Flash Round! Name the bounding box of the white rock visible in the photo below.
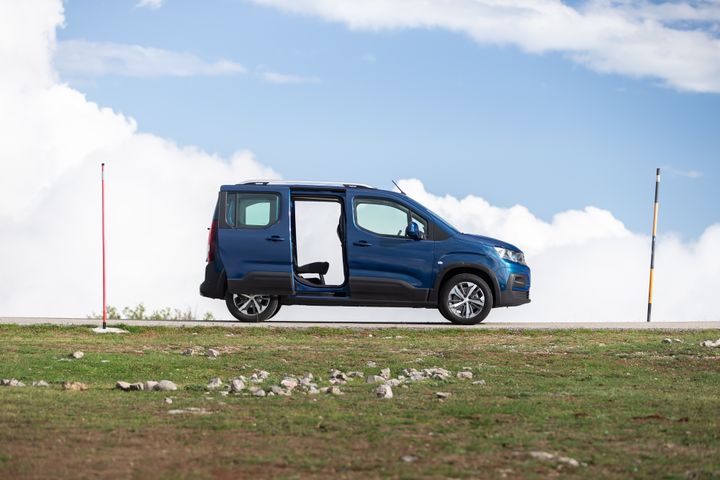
[366,375,386,384]
[116,381,131,391]
[168,407,211,415]
[457,371,473,380]
[165,397,173,404]
[472,380,487,386]
[280,377,299,390]
[376,384,393,399]
[347,371,364,378]
[386,379,402,387]
[435,391,451,399]
[270,385,290,396]
[307,386,320,395]
[366,361,377,367]
[206,349,220,358]
[1,379,25,387]
[207,377,223,390]
[329,369,348,383]
[427,367,452,380]
[32,380,49,387]
[157,380,177,391]
[380,368,391,379]
[324,386,343,395]
[401,455,418,463]
[529,451,580,468]
[71,351,84,359]
[63,381,88,391]
[701,338,720,348]
[251,388,266,397]
[250,370,270,383]
[230,378,246,392]
[181,348,195,356]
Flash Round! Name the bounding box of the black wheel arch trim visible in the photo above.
[430,263,501,305]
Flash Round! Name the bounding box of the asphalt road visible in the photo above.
[1,317,718,330]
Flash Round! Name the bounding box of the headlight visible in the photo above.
[494,246,526,265]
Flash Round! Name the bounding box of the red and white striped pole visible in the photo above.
[101,163,107,330]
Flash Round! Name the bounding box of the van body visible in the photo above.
[200,181,530,324]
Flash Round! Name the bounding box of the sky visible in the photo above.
[55,0,720,238]
[1,0,719,323]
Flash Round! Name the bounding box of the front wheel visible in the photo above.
[225,293,279,322]
[438,274,493,325]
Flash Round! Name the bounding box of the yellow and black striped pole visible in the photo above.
[647,168,660,322]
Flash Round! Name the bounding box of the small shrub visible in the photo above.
[87,303,215,321]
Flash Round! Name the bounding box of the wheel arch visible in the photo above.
[430,264,500,305]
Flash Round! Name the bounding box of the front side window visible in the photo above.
[355,199,427,238]
[225,193,279,228]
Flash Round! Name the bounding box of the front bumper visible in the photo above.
[496,273,531,307]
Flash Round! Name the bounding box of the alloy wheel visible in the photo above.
[447,281,485,319]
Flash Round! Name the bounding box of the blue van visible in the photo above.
[200,181,530,325]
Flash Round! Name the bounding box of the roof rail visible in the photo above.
[239,180,376,189]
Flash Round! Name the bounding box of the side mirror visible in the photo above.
[405,222,424,240]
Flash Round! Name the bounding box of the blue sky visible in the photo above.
[57,0,720,238]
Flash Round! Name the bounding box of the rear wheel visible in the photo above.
[438,274,493,325]
[225,293,279,322]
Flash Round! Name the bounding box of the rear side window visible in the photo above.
[225,193,280,228]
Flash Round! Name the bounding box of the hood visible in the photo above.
[458,233,521,252]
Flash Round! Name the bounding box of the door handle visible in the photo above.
[353,240,372,247]
[266,235,285,242]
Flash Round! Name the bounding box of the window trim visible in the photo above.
[221,192,281,229]
[352,197,428,240]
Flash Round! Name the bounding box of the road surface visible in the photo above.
[0,317,718,330]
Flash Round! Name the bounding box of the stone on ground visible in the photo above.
[62,381,88,391]
[435,391,451,399]
[376,384,393,399]
[71,351,84,359]
[116,381,131,391]
[92,326,128,334]
[156,380,177,391]
[457,371,473,380]
[206,348,220,358]
[230,378,246,392]
[207,377,223,390]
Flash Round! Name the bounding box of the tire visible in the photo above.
[225,292,279,322]
[267,303,282,320]
[438,274,493,325]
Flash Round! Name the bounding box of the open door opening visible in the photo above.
[292,198,346,287]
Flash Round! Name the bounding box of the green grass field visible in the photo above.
[1,324,719,479]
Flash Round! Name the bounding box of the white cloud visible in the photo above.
[135,0,163,10]
[250,0,720,93]
[54,40,246,78]
[0,1,277,319]
[261,71,321,84]
[663,166,703,179]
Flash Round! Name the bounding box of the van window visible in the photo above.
[226,193,279,228]
[355,199,426,237]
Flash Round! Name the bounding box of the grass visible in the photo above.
[0,324,719,479]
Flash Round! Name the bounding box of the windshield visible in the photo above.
[402,195,460,234]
